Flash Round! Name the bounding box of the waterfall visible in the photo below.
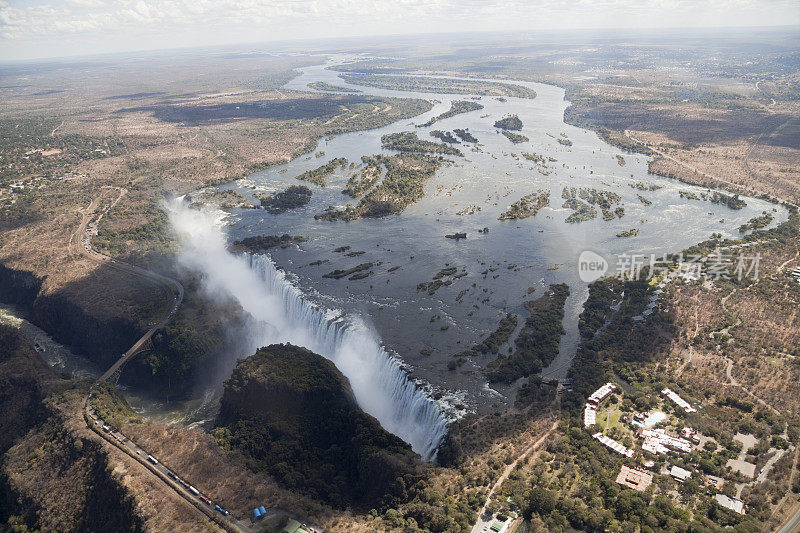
[245,254,448,460]
[165,200,448,460]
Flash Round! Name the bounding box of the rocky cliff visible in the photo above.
[216,343,424,510]
[0,261,151,369]
[0,324,144,532]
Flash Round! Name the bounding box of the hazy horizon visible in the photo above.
[2,0,799,62]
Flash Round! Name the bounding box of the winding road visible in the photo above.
[70,188,185,379]
[73,193,247,532]
[75,192,319,532]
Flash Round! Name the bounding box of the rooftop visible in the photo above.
[584,406,597,427]
[662,388,697,413]
[587,382,617,405]
[593,432,635,458]
[616,465,653,491]
[715,494,745,515]
[670,465,692,482]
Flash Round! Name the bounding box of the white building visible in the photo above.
[715,494,745,515]
[662,388,697,413]
[670,465,692,483]
[587,383,617,407]
[641,428,693,454]
[593,432,635,458]
[584,406,597,427]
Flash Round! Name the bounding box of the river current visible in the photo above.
[214,56,784,414]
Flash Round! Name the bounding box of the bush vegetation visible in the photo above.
[498,190,550,220]
[429,130,460,143]
[453,129,478,143]
[339,74,537,99]
[342,157,382,198]
[381,132,462,156]
[214,343,424,510]
[485,284,569,383]
[454,313,518,359]
[317,154,443,221]
[501,131,528,144]
[306,81,361,93]
[738,213,773,233]
[493,115,523,130]
[296,158,348,186]
[230,234,308,253]
[258,184,312,213]
[418,100,484,127]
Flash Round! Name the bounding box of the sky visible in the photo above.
[1,0,799,61]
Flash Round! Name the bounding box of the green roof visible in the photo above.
[490,520,504,531]
[283,519,309,533]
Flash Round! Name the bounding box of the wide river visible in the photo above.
[207,55,785,415]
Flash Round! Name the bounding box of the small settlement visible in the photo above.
[583,382,746,515]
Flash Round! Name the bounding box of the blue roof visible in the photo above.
[254,508,262,517]
[258,506,266,514]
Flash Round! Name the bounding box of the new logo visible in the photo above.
[578,250,608,282]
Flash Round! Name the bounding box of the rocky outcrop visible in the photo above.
[216,343,424,510]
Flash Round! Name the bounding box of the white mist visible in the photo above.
[165,199,447,460]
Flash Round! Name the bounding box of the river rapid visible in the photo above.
[214,55,785,414]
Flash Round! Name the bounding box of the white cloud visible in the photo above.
[65,0,107,7]
[0,0,798,59]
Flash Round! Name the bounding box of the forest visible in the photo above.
[317,154,443,221]
[296,158,348,186]
[418,100,484,127]
[485,284,569,383]
[214,344,424,510]
[381,132,463,156]
[257,184,312,213]
[493,115,523,130]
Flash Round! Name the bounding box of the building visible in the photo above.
[641,428,693,454]
[642,437,667,455]
[670,465,692,483]
[616,465,653,492]
[489,513,512,533]
[643,428,693,453]
[587,382,617,407]
[715,494,745,515]
[282,519,313,533]
[593,432,635,457]
[489,520,506,533]
[791,267,800,283]
[680,427,700,443]
[662,388,697,413]
[584,406,597,427]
